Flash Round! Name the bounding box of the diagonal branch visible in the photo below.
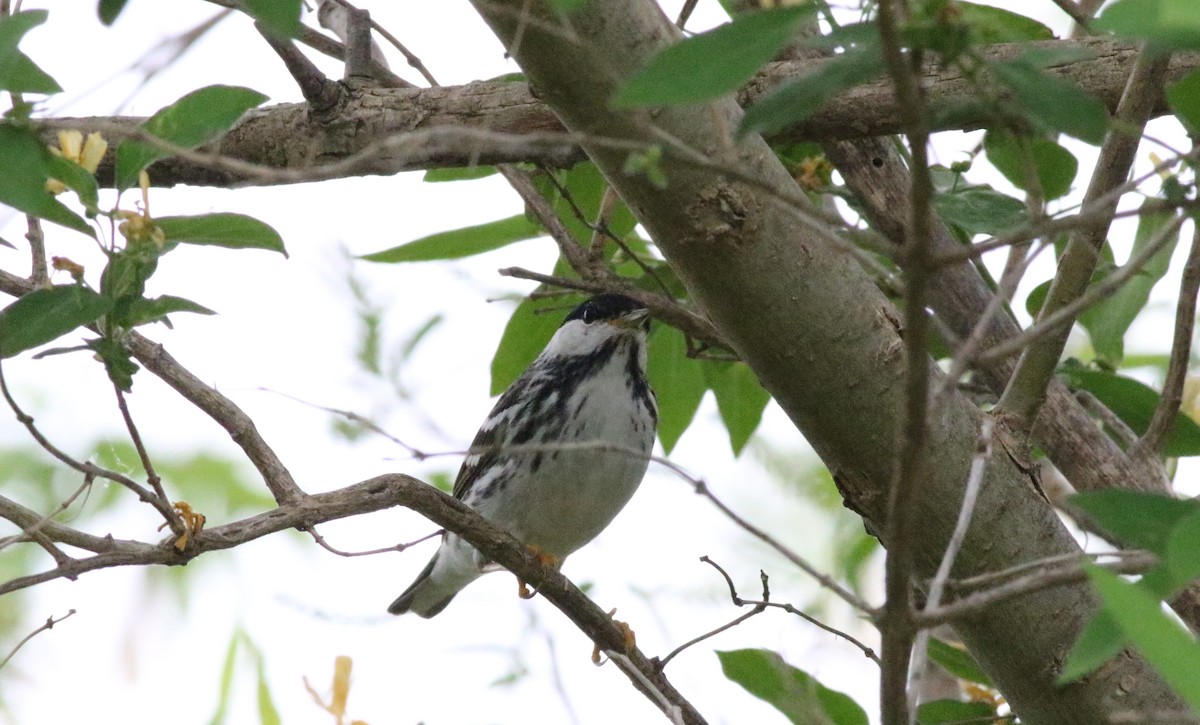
[1134,218,1200,458]
[0,473,708,724]
[998,48,1173,429]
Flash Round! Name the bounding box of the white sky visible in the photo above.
[0,2,1193,725]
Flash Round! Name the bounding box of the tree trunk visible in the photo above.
[467,1,1185,721]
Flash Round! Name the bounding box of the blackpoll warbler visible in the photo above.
[389,293,658,618]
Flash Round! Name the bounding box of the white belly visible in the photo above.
[471,359,656,558]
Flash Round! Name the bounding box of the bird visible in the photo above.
[389,293,658,618]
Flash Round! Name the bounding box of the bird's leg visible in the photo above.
[517,545,561,599]
[591,608,637,665]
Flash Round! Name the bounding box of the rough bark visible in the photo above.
[46,37,1199,188]
[465,1,1186,722]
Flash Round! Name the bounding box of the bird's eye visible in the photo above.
[581,307,595,324]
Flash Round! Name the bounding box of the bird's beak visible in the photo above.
[609,307,650,330]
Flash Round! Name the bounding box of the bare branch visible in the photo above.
[909,418,995,719]
[41,38,1199,188]
[257,24,343,112]
[917,552,1156,627]
[112,383,179,531]
[24,216,46,287]
[1135,219,1200,458]
[0,609,75,671]
[0,359,176,521]
[876,0,935,719]
[998,48,1173,429]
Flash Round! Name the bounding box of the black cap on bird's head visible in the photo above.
[563,293,650,331]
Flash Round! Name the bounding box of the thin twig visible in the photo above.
[333,0,440,86]
[997,48,1172,429]
[876,0,934,720]
[0,359,176,521]
[499,165,598,277]
[909,418,995,719]
[0,269,306,507]
[679,557,881,667]
[944,549,1151,593]
[656,562,770,669]
[497,267,726,349]
[255,386,430,459]
[0,610,75,671]
[0,474,94,555]
[1049,0,1092,29]
[25,216,47,287]
[675,0,700,29]
[674,467,874,614]
[1134,216,1200,458]
[307,527,441,557]
[976,212,1187,368]
[112,383,179,531]
[916,551,1156,627]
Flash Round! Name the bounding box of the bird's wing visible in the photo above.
[451,375,532,500]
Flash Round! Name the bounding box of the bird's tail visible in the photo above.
[388,548,481,618]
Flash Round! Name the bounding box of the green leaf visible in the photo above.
[647,325,707,454]
[983,130,1078,201]
[422,166,499,182]
[157,213,286,255]
[124,295,216,328]
[925,638,993,686]
[740,43,885,139]
[1168,68,1200,133]
[361,214,541,263]
[100,246,159,307]
[114,85,268,190]
[916,699,997,724]
[1079,205,1182,367]
[613,6,815,107]
[1059,368,1200,457]
[47,154,101,214]
[0,11,61,94]
[252,648,281,725]
[988,60,1109,144]
[98,0,130,26]
[543,162,639,244]
[1061,610,1126,682]
[932,188,1028,236]
[1165,510,1200,594]
[717,649,869,725]
[0,125,93,235]
[490,295,571,395]
[0,286,113,358]
[957,2,1054,43]
[207,631,239,725]
[1070,490,1200,553]
[243,0,301,39]
[704,360,771,455]
[87,336,139,391]
[1096,0,1200,50]
[1086,564,1200,711]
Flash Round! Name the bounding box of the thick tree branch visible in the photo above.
[998,48,1172,428]
[38,38,1200,188]
[0,473,706,724]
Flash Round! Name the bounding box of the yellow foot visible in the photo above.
[516,545,561,600]
[157,500,206,551]
[592,608,637,665]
